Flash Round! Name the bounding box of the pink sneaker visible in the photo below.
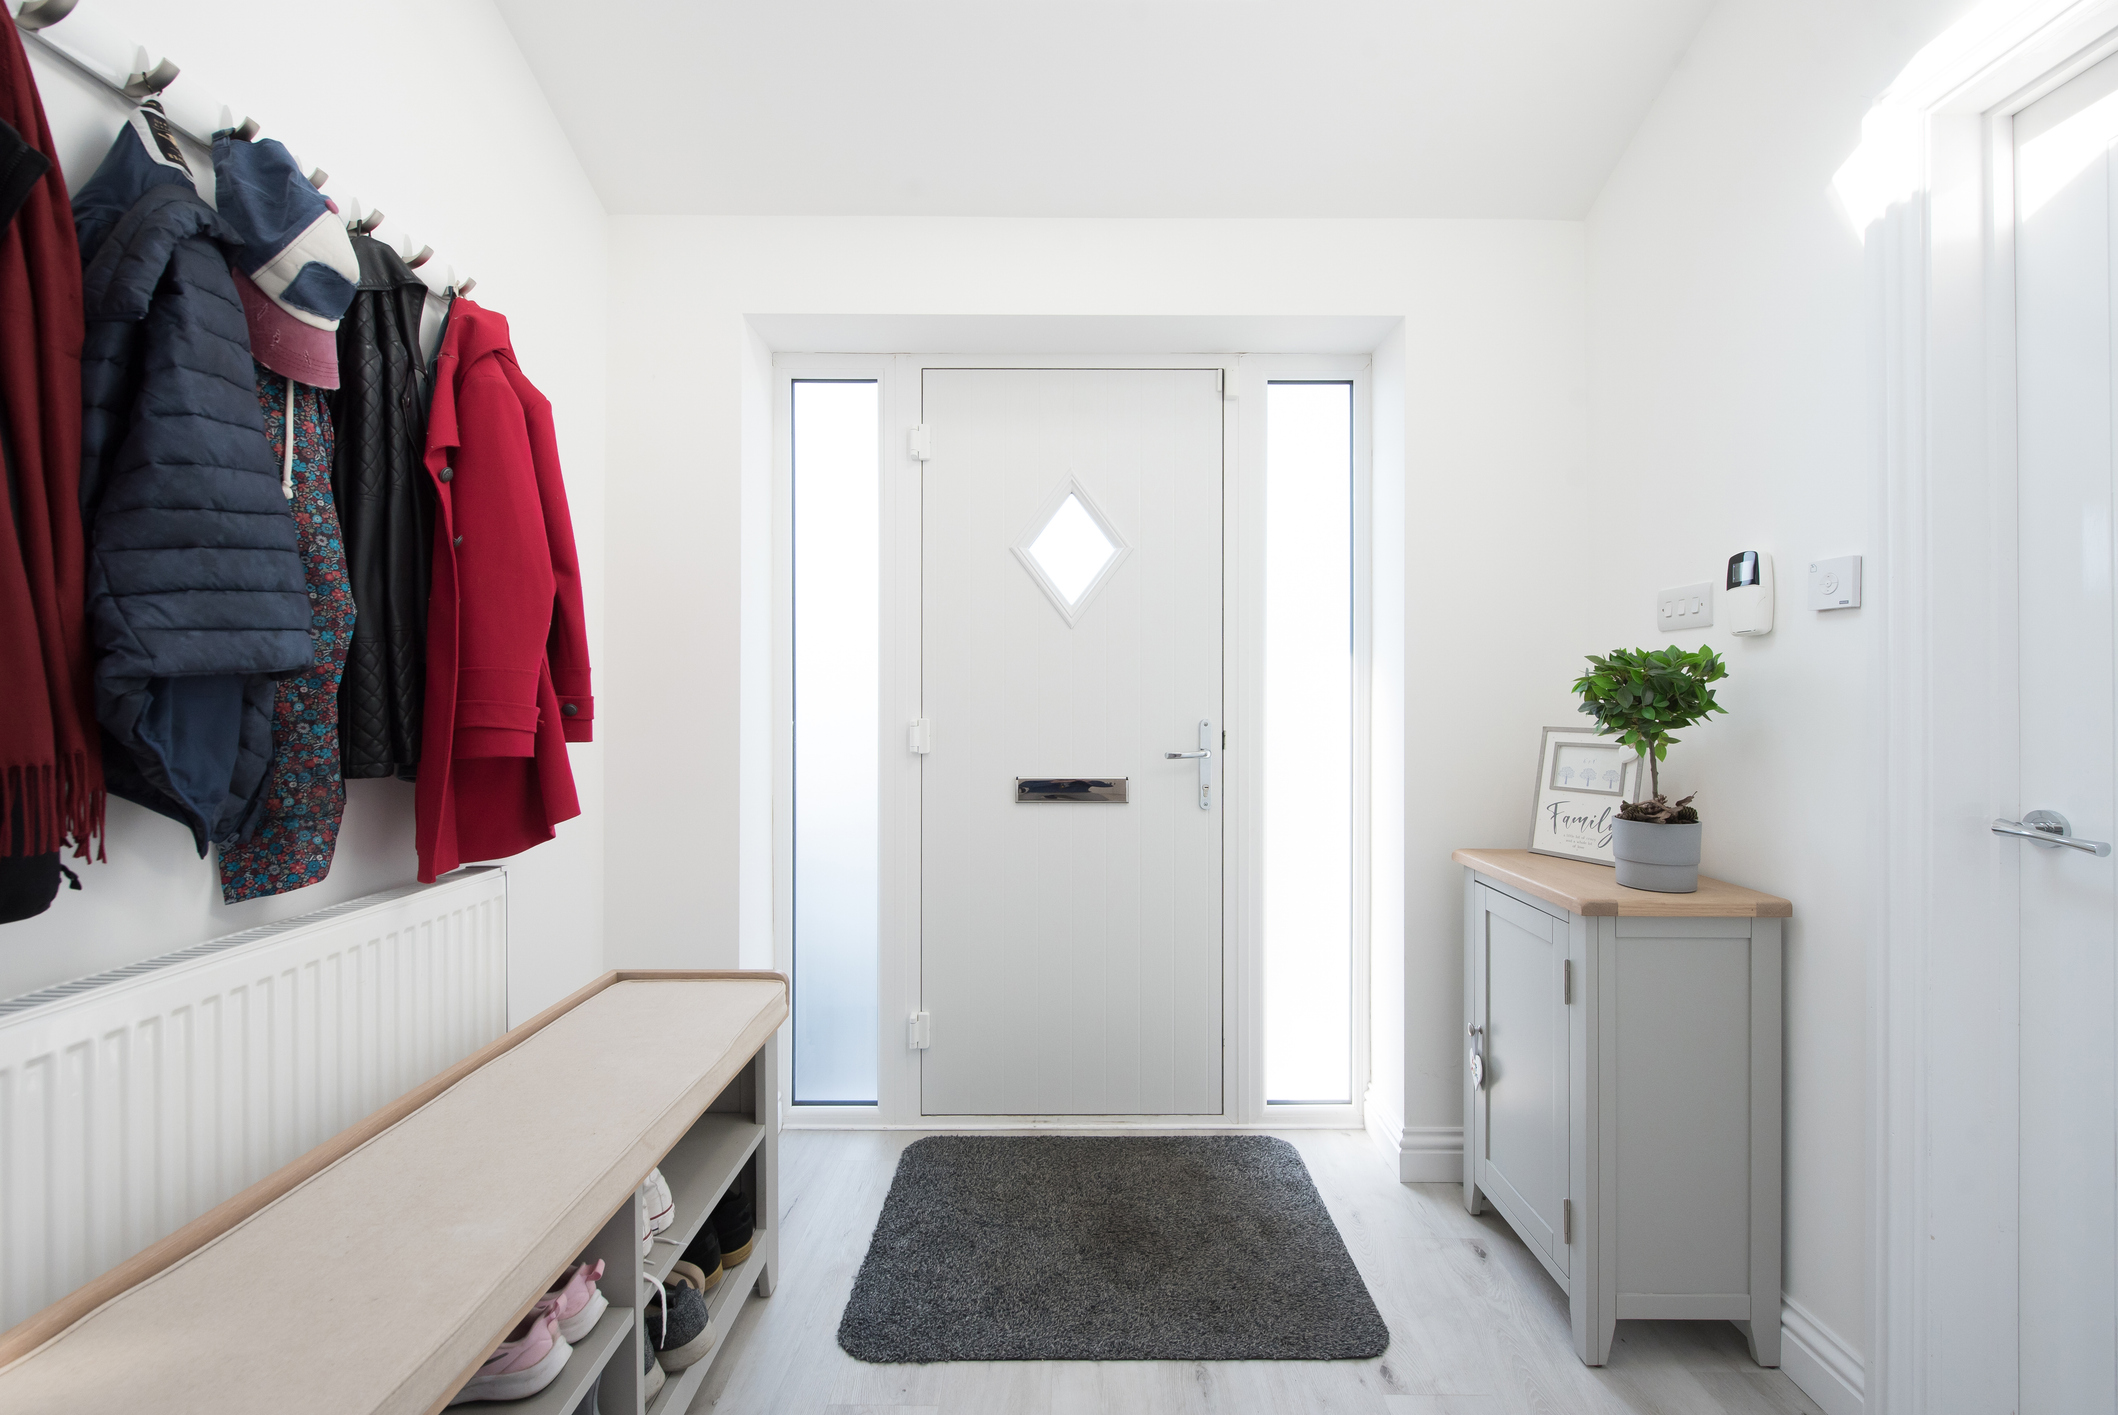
[447,1310,571,1406]
[534,1259,609,1343]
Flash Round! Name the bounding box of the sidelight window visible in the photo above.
[791,379,881,1105]
[1263,381,1354,1105]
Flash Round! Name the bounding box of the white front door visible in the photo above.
[2013,53,2118,1413]
[918,367,1223,1116]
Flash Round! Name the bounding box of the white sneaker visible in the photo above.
[642,1167,675,1236]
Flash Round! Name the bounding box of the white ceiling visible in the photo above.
[494,1,1713,219]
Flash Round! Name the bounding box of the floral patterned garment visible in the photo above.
[218,365,357,903]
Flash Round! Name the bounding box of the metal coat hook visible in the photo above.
[306,167,328,190]
[456,276,476,296]
[344,199,384,236]
[212,104,259,141]
[122,51,178,99]
[399,235,434,269]
[12,0,79,31]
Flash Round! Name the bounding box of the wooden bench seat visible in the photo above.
[0,972,787,1415]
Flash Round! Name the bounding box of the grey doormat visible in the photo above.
[837,1135,1390,1362]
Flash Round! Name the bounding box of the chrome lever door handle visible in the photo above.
[1169,720,1212,810]
[1993,810,2112,857]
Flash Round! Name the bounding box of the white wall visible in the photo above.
[604,214,1590,1160]
[2,0,608,1024]
[1583,0,1975,1382]
[1366,324,1409,1163]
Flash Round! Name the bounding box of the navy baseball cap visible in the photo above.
[211,133,357,387]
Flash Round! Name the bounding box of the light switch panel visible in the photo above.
[1808,555,1862,610]
[1657,581,1714,632]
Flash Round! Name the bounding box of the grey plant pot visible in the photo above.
[1612,819,1702,893]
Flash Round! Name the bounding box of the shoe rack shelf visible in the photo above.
[639,1114,772,1415]
[463,1093,775,1415]
[486,1044,777,1415]
[649,1248,767,1415]
[489,1305,633,1415]
[0,973,788,1415]
[645,1115,767,1286]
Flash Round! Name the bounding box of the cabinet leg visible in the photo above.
[1582,1311,1617,1367]
[1737,1315,1781,1368]
[754,1234,777,1298]
[750,1039,779,1300]
[1464,1179,1486,1216]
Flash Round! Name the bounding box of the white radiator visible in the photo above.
[0,869,508,1333]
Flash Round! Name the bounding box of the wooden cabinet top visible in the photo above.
[1454,848,1792,918]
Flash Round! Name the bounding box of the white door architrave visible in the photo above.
[770,350,1371,1132]
[1867,3,2118,1412]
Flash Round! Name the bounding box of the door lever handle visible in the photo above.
[1169,721,1212,810]
[1993,811,2112,857]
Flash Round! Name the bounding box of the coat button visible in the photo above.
[561,703,579,718]
[453,535,464,547]
[439,466,454,483]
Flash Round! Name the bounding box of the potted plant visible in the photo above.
[1571,645,1728,892]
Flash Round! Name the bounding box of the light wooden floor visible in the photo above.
[690,1129,1824,1415]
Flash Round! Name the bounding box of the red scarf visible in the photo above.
[0,20,101,859]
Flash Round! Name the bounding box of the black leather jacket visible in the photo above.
[331,236,434,780]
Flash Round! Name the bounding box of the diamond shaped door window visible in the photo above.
[1012,477,1132,626]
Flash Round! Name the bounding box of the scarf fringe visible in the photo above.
[3,751,106,861]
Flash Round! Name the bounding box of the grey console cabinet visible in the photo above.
[1455,848,1790,1368]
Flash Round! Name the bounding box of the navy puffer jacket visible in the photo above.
[74,122,312,852]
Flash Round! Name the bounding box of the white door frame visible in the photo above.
[1864,3,2118,1410]
[771,351,1372,1131]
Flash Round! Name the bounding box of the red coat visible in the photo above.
[415,300,591,882]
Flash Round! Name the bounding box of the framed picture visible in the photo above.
[1528,726,1642,866]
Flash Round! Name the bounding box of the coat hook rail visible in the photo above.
[7,0,476,297]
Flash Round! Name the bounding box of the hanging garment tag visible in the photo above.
[129,101,192,174]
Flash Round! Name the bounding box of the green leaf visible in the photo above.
[1566,642,1729,796]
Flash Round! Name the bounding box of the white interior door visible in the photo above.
[2013,54,2118,1414]
[919,367,1222,1115]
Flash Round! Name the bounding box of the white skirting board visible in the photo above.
[1376,1120,1463,1183]
[1365,1104,1464,1182]
[0,870,508,1334]
[1781,1295,1864,1415]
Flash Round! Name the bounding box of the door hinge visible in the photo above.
[908,718,932,754]
[1562,958,1573,1004]
[1563,1197,1574,1244]
[909,1011,932,1050]
[908,424,931,461]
